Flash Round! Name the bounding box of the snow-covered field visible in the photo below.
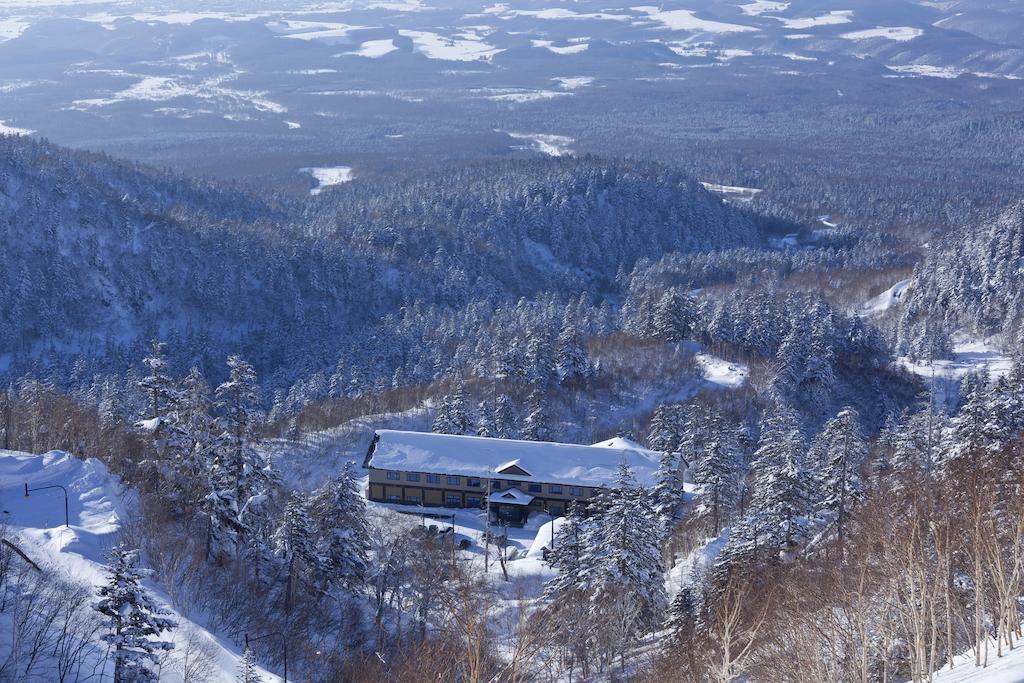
[779,10,853,30]
[503,130,575,156]
[0,450,278,682]
[0,119,34,135]
[700,181,763,202]
[301,165,354,194]
[695,353,749,388]
[842,26,923,42]
[899,338,1014,410]
[531,39,589,54]
[633,6,756,33]
[399,29,503,61]
[739,1,789,17]
[347,38,398,58]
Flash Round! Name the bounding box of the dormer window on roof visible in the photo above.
[496,459,532,477]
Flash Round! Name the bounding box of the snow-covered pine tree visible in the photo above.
[653,288,692,342]
[750,404,813,559]
[493,393,517,439]
[525,332,558,386]
[773,320,809,397]
[431,394,455,434]
[522,387,552,441]
[432,380,472,435]
[812,407,868,552]
[476,399,495,437]
[586,462,668,661]
[693,414,742,536]
[555,324,590,384]
[646,403,686,454]
[542,501,593,601]
[273,494,322,600]
[138,339,178,421]
[210,355,278,562]
[214,355,261,504]
[170,366,216,509]
[237,646,261,683]
[309,462,370,593]
[652,450,683,539]
[95,544,176,683]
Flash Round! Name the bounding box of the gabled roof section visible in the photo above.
[368,430,661,488]
[496,459,532,477]
[487,487,534,506]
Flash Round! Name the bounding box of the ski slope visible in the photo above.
[0,449,279,682]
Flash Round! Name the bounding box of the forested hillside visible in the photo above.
[897,201,1024,359]
[0,138,765,392]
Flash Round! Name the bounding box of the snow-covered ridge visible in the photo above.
[0,450,278,682]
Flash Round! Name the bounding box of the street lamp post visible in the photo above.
[24,483,69,527]
[245,631,287,683]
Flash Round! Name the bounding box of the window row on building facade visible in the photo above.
[382,470,587,497]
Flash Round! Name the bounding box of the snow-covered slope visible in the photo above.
[0,450,278,682]
[862,278,910,315]
[933,641,1024,683]
[899,337,1013,410]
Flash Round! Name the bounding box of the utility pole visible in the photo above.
[485,471,492,573]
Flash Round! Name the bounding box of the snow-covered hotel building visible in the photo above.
[364,430,661,525]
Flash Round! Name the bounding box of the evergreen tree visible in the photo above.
[309,462,371,593]
[138,339,178,421]
[812,407,868,552]
[215,355,261,504]
[693,415,742,536]
[542,501,593,601]
[653,288,692,341]
[522,387,552,441]
[652,450,683,539]
[493,394,517,439]
[586,462,668,661]
[273,495,321,598]
[237,646,261,683]
[476,399,495,437]
[95,544,176,683]
[525,332,558,386]
[555,324,590,384]
[750,404,813,558]
[646,403,686,454]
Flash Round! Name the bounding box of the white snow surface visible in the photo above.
[503,130,575,156]
[933,641,1024,683]
[531,39,589,54]
[778,10,853,29]
[696,354,749,388]
[739,0,789,15]
[700,181,763,201]
[0,450,278,682]
[899,338,1014,411]
[399,29,503,61]
[632,6,757,33]
[301,165,354,194]
[862,278,911,314]
[0,119,33,135]
[346,38,398,57]
[368,429,663,487]
[528,516,567,557]
[842,26,923,42]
